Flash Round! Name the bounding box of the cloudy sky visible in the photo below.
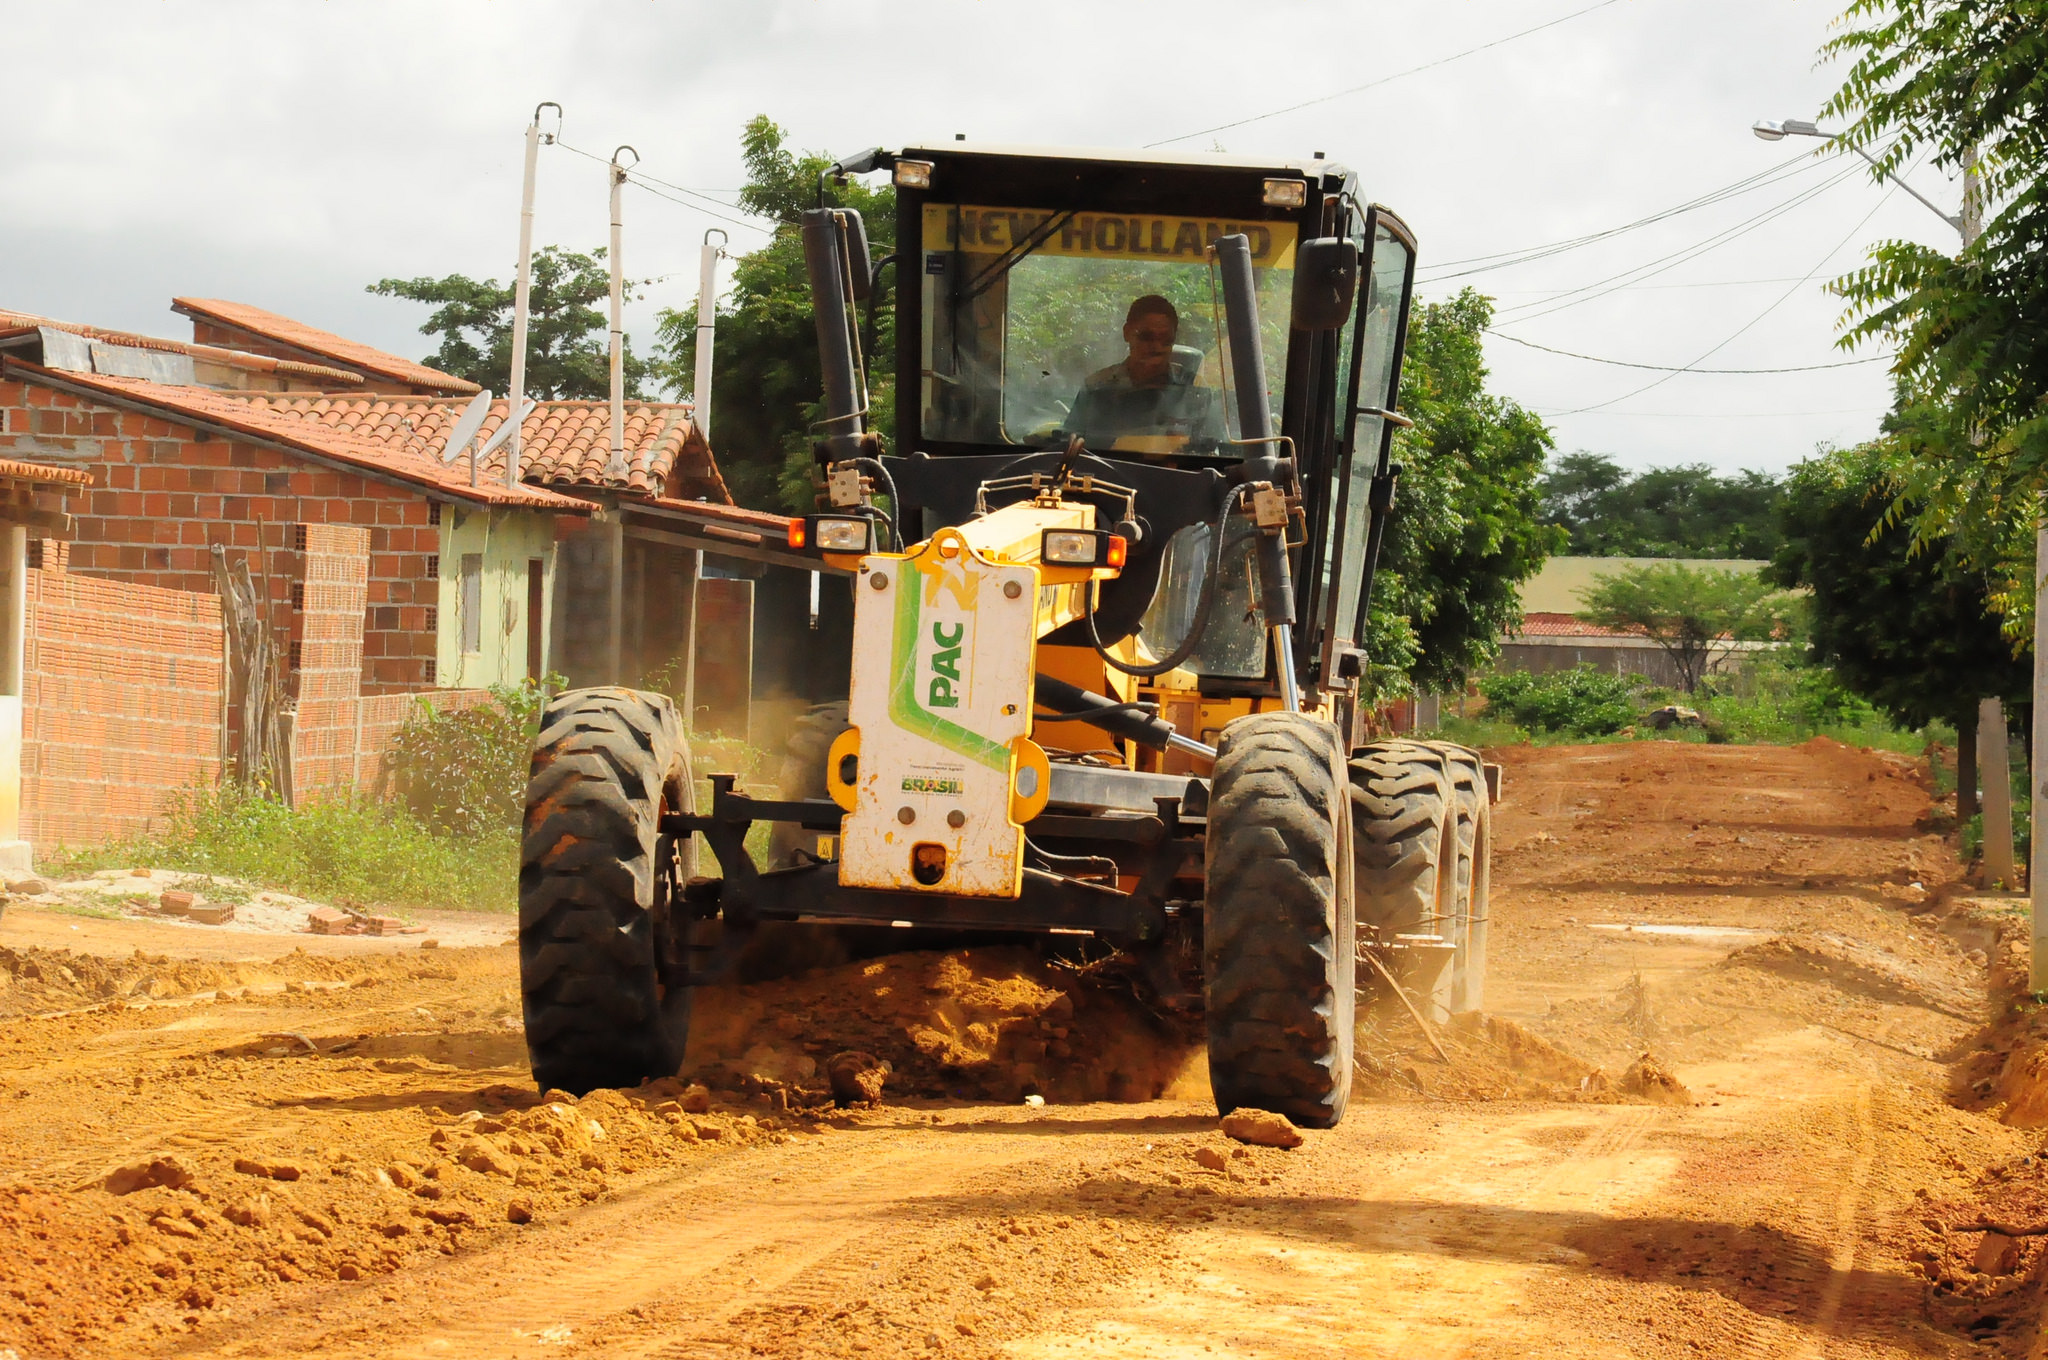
[3,0,1965,475]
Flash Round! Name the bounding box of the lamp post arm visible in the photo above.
[1838,139,1966,237]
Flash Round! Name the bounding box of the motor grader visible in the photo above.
[519,142,1492,1128]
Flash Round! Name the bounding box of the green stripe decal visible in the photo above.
[887,573,1011,772]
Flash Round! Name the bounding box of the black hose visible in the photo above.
[851,456,901,548]
[1085,486,1246,678]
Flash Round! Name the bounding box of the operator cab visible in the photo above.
[815,141,1416,714]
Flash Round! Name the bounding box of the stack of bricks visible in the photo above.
[283,523,489,807]
[287,524,371,802]
[19,550,225,847]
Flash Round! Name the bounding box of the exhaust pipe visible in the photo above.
[1215,234,1301,711]
[801,208,867,464]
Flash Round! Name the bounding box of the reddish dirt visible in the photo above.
[0,735,2034,1358]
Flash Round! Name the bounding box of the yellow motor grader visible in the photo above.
[518,142,1491,1128]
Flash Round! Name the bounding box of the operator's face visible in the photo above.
[1123,314,1177,384]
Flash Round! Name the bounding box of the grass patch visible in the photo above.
[45,788,516,915]
[1430,655,1952,757]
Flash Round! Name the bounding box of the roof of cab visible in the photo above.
[898,141,1350,179]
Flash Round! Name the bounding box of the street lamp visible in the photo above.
[1752,117,1968,238]
[1757,114,2034,959]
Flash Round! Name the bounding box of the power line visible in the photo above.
[552,138,771,235]
[1491,160,1868,323]
[1552,177,1906,415]
[1485,329,1893,373]
[1532,406,1878,418]
[1417,151,1827,281]
[1144,0,1631,148]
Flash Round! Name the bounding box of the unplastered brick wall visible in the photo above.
[20,558,224,848]
[0,378,438,694]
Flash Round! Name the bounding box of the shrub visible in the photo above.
[1478,666,1635,736]
[388,676,555,839]
[48,787,516,914]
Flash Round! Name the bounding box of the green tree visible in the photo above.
[1538,452,1785,557]
[1579,561,1792,693]
[1371,290,1563,694]
[369,246,652,400]
[1767,441,2028,814]
[1823,0,2048,621]
[653,116,896,512]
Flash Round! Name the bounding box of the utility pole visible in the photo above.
[605,146,638,485]
[507,103,558,492]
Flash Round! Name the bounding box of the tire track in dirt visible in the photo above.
[179,1130,1058,1359]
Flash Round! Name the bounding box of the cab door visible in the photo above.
[1317,207,1418,690]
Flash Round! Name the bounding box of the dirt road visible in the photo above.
[1,737,2032,1358]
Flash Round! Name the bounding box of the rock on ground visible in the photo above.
[1220,1109,1303,1149]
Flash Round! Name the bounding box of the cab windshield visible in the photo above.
[918,204,1297,456]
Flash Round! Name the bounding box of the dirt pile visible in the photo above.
[0,943,375,1019]
[0,1075,787,1356]
[686,947,1206,1105]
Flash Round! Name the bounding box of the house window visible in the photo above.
[460,553,483,654]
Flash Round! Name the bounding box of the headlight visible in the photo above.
[1041,529,1126,568]
[815,516,872,552]
[1262,178,1307,208]
[893,159,934,190]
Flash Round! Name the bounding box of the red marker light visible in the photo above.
[1105,535,1128,569]
[787,519,807,549]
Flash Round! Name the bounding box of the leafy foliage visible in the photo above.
[1579,561,1793,693]
[1371,290,1562,694]
[1821,0,2048,619]
[369,246,653,399]
[1766,442,2028,733]
[653,117,897,512]
[1478,666,1635,736]
[1539,452,1785,557]
[49,789,515,914]
[387,678,555,840]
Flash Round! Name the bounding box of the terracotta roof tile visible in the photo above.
[0,457,92,488]
[226,393,730,502]
[1,360,588,512]
[1511,612,1648,639]
[171,297,480,395]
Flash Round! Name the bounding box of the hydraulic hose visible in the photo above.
[1084,485,1247,678]
[849,456,901,548]
[1033,674,1177,750]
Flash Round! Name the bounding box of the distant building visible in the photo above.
[1500,555,1772,688]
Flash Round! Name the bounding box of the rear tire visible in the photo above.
[1204,711,1355,1129]
[1431,743,1491,1014]
[1350,741,1488,1022]
[519,686,692,1095]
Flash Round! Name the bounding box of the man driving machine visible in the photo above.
[1066,294,1224,454]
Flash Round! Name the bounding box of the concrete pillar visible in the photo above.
[1982,696,2015,887]
[0,526,31,872]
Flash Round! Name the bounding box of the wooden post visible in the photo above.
[1981,696,2015,887]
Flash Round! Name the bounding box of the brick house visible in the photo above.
[0,300,799,700]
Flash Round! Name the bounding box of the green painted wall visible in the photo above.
[436,507,557,690]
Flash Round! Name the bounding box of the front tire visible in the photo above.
[1204,711,1355,1129]
[519,687,692,1095]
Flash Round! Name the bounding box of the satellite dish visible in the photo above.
[439,389,494,464]
[474,396,537,463]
